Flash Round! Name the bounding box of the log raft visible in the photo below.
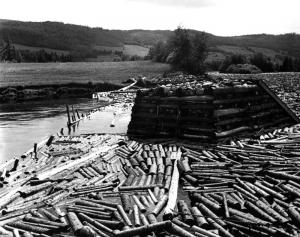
[1,123,300,236]
[1,75,300,236]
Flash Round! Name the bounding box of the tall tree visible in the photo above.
[149,26,207,74]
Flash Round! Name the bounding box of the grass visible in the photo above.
[205,52,226,63]
[14,43,149,59]
[207,45,289,64]
[0,61,170,88]
[93,45,123,52]
[216,45,254,56]
[93,44,149,57]
[123,45,149,57]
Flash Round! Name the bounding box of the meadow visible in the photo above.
[123,45,149,57]
[0,61,170,88]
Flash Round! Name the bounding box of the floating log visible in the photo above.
[113,221,172,237]
[78,212,113,233]
[152,195,168,216]
[67,212,83,235]
[164,158,180,219]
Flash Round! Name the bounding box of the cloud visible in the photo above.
[127,0,214,8]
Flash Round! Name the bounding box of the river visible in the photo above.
[0,98,131,162]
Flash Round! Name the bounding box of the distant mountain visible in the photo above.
[1,19,300,62]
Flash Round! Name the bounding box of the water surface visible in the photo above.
[0,98,130,162]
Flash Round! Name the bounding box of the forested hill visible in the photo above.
[1,19,300,61]
[0,19,172,50]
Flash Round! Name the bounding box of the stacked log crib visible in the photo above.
[128,78,300,141]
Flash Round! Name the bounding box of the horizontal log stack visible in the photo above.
[208,72,300,118]
[128,78,300,142]
[1,123,300,236]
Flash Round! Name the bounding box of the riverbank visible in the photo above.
[0,82,123,102]
[0,60,170,102]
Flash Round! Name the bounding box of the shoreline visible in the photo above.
[0,82,124,103]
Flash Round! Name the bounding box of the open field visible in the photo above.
[205,44,290,65]
[93,45,123,52]
[123,44,149,57]
[0,61,170,87]
[94,44,149,57]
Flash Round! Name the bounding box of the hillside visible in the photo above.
[1,19,300,62]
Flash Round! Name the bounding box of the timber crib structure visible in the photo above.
[128,78,300,142]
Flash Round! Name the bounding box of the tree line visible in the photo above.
[217,53,300,73]
[148,27,300,74]
[0,41,144,62]
[0,41,71,62]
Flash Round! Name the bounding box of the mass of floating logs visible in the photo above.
[128,77,299,141]
[1,122,300,236]
[93,79,137,103]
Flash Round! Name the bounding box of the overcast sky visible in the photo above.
[1,0,299,36]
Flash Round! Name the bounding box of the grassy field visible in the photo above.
[0,61,170,88]
[205,44,290,65]
[14,43,149,60]
[93,45,123,52]
[123,45,149,57]
[217,45,253,56]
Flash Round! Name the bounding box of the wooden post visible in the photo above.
[66,105,71,126]
[33,143,37,159]
[76,109,81,119]
[0,168,7,181]
[111,112,116,127]
[46,135,54,146]
[72,105,76,122]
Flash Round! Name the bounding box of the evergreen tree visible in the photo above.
[250,53,274,72]
[281,57,294,72]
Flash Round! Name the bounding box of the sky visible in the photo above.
[0,0,299,36]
